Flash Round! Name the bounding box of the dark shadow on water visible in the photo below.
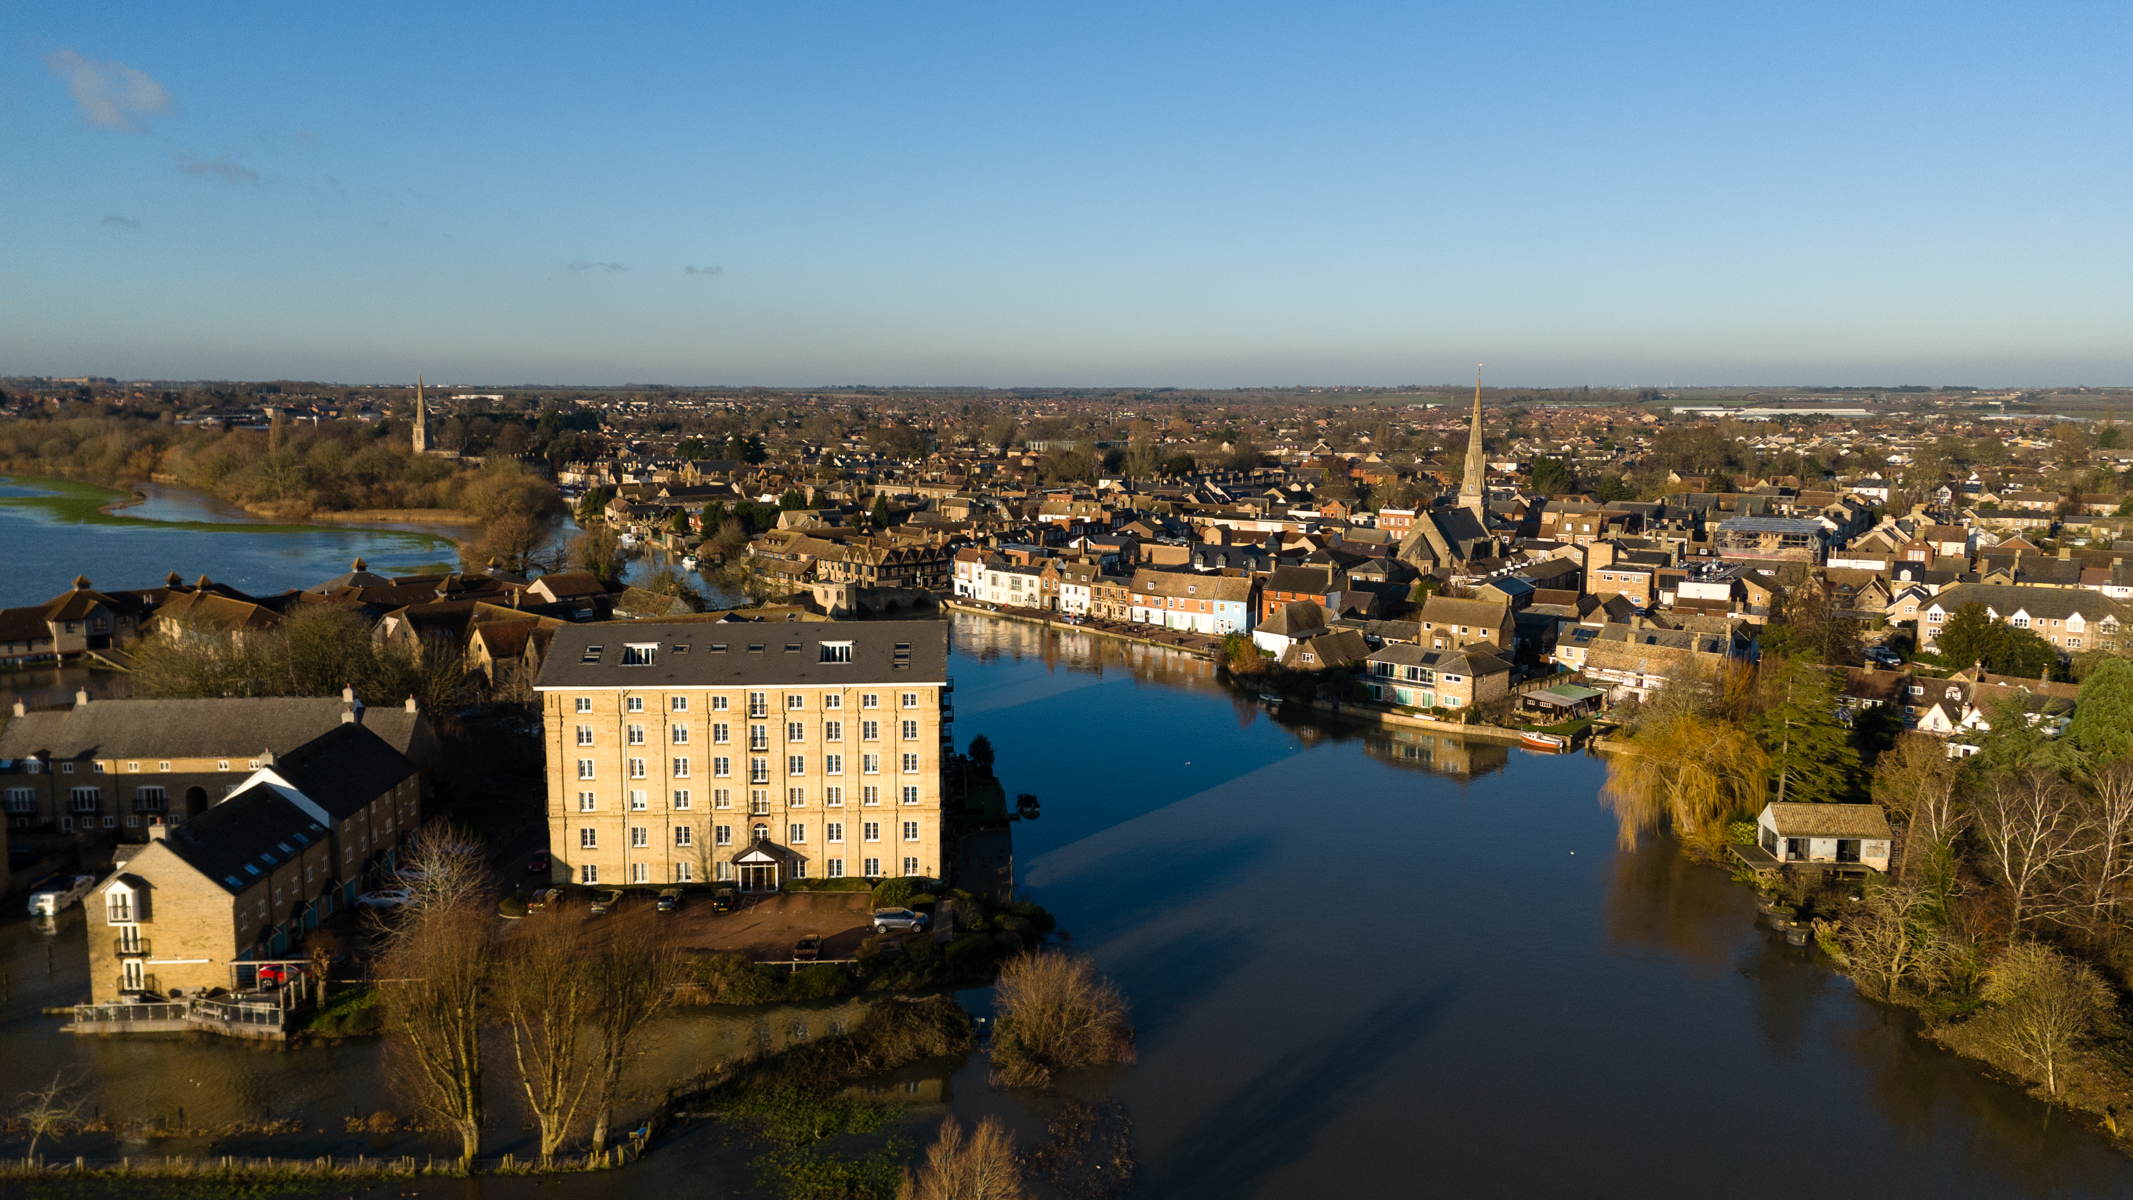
[1100,920,1260,1041]
[1602,840,1754,976]
[1136,983,1460,1200]
[1044,833,1280,942]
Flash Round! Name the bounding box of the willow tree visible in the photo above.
[1601,711,1769,853]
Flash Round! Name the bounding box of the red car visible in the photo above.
[527,850,551,875]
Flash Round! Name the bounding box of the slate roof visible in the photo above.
[0,697,423,762]
[266,723,417,821]
[535,622,947,689]
[160,785,331,894]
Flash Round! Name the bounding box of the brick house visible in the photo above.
[85,722,421,1002]
[0,695,429,843]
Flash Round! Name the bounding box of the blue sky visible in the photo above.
[2,2,2127,387]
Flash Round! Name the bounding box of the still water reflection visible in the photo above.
[0,610,2128,1197]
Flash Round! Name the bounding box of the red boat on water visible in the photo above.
[1520,731,1570,753]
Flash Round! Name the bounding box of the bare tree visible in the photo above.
[15,1071,86,1161]
[585,907,685,1159]
[1970,769,2089,934]
[900,1116,1028,1200]
[1975,941,2114,1096]
[376,895,497,1166]
[1874,734,1968,912]
[395,823,493,916]
[989,951,1136,1089]
[501,905,598,1166]
[2076,758,2133,933]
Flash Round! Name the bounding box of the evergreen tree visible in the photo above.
[870,494,892,527]
[1751,658,1861,803]
[2068,656,2133,761]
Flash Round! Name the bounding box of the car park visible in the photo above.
[657,888,683,912]
[871,907,929,934]
[712,886,739,912]
[356,888,411,909]
[793,935,822,961]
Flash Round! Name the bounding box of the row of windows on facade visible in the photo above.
[576,855,923,885]
[572,784,922,812]
[8,785,180,813]
[572,690,924,717]
[15,758,262,775]
[575,753,924,782]
[577,818,921,850]
[606,640,889,668]
[578,719,924,747]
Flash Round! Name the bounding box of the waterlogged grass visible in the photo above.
[722,1086,911,1200]
[0,475,455,550]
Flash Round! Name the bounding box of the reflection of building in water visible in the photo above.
[948,613,1221,695]
[1362,728,1510,778]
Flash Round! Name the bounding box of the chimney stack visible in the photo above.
[342,685,355,703]
[406,695,419,713]
[148,818,168,842]
[74,688,90,708]
[10,698,22,718]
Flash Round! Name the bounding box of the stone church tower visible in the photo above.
[411,375,429,455]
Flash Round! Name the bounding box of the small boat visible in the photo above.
[1520,731,1570,753]
[619,532,636,545]
[682,555,699,570]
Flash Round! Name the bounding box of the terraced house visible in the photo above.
[83,722,421,1002]
[1128,569,1255,634]
[536,623,950,891]
[0,694,429,841]
[1920,584,2127,657]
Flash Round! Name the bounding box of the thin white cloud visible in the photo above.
[685,264,724,277]
[45,49,172,132]
[567,260,628,273]
[174,153,258,184]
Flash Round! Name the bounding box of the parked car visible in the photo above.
[871,907,929,934]
[793,935,822,962]
[526,887,556,913]
[1865,647,1902,666]
[526,850,552,875]
[711,886,740,913]
[656,888,683,912]
[356,888,411,909]
[588,888,624,915]
[254,963,303,985]
[26,874,96,917]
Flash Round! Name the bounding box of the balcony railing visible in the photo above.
[114,937,149,956]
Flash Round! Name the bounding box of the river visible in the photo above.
[1,508,2130,1196]
[0,475,727,613]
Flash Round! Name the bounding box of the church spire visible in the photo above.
[1458,364,1487,520]
[412,375,429,455]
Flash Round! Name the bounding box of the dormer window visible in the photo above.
[621,643,658,666]
[820,642,854,664]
